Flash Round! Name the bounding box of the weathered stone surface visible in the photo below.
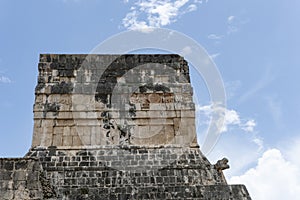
[22,146,250,200]
[32,54,196,148]
[0,54,251,199]
[0,158,55,200]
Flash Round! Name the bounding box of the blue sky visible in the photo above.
[0,0,300,199]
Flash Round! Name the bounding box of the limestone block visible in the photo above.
[42,119,55,128]
[75,119,99,126]
[173,118,181,132]
[43,85,52,94]
[148,118,174,125]
[70,127,78,136]
[134,118,149,125]
[33,111,43,119]
[43,126,54,136]
[31,130,41,147]
[57,111,73,119]
[181,110,195,118]
[2,190,14,200]
[132,111,148,118]
[53,127,64,135]
[34,94,46,104]
[33,103,44,112]
[81,135,91,145]
[175,102,195,110]
[90,130,101,146]
[63,136,73,146]
[63,127,71,136]
[134,125,149,139]
[165,125,176,142]
[72,136,82,146]
[181,84,193,93]
[149,103,166,111]
[94,101,106,111]
[165,103,176,111]
[149,125,165,137]
[152,110,177,118]
[52,135,63,146]
[55,119,75,127]
[86,111,98,119]
[71,94,93,105]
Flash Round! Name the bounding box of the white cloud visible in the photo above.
[186,4,197,12]
[207,34,223,40]
[229,148,300,200]
[226,15,250,35]
[252,136,264,151]
[227,15,238,34]
[222,108,241,132]
[122,10,154,32]
[209,52,220,60]
[0,74,12,84]
[227,15,245,35]
[227,15,235,24]
[122,0,205,30]
[197,103,256,133]
[242,119,256,132]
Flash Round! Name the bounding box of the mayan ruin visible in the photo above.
[0,54,251,199]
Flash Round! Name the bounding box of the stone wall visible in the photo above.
[0,158,55,200]
[23,146,250,200]
[32,54,197,148]
[0,54,252,199]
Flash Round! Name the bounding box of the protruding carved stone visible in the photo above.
[214,158,230,171]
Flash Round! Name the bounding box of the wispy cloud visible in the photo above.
[252,136,263,151]
[0,62,12,84]
[227,15,235,24]
[224,80,242,100]
[208,14,249,42]
[207,34,223,40]
[209,52,220,60]
[226,15,240,34]
[227,15,250,35]
[265,95,283,126]
[0,73,12,84]
[122,0,206,30]
[239,67,275,103]
[186,4,197,12]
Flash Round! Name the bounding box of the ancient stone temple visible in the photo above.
[0,54,251,199]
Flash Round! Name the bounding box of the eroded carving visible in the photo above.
[214,158,230,171]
